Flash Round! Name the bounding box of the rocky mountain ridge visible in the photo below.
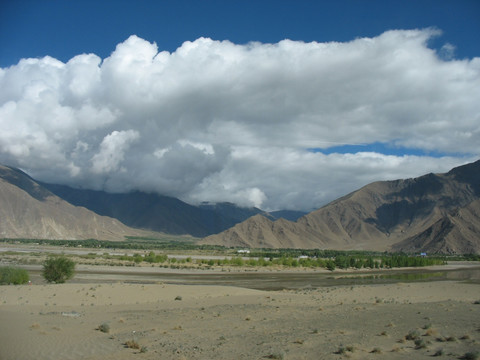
[0,165,151,241]
[201,160,480,254]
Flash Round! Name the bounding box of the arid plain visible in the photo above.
[1,250,479,360]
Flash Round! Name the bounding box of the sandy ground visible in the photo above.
[1,275,479,360]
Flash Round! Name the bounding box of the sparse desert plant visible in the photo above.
[461,352,480,360]
[414,338,428,349]
[0,266,30,285]
[335,345,347,354]
[406,329,421,340]
[125,339,140,349]
[433,348,444,356]
[97,323,110,333]
[391,346,401,353]
[424,327,438,336]
[42,256,75,283]
[266,351,285,359]
[335,344,354,354]
[370,347,382,354]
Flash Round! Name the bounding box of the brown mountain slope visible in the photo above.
[392,199,480,254]
[0,165,150,240]
[202,160,480,253]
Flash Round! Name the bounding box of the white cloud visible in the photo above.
[0,29,479,210]
[91,130,139,174]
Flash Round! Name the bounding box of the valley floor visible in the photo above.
[1,277,479,359]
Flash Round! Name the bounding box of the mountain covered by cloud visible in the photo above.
[1,29,479,211]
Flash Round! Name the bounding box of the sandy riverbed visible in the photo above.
[1,272,479,360]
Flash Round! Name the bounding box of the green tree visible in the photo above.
[326,259,336,271]
[42,256,75,283]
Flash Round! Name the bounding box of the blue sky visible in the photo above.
[2,0,479,66]
[0,0,479,211]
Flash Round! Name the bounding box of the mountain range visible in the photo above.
[39,183,305,237]
[201,159,480,254]
[0,164,304,239]
[0,165,149,240]
[1,160,479,253]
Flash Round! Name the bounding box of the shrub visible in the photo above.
[433,348,444,357]
[0,266,30,285]
[406,329,420,340]
[461,352,480,360]
[98,323,110,333]
[42,256,75,283]
[414,338,427,349]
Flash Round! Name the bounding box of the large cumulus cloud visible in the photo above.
[1,29,479,210]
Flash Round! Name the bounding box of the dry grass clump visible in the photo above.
[390,345,402,353]
[335,344,355,354]
[124,339,140,349]
[414,338,428,349]
[97,322,110,333]
[265,351,285,359]
[433,348,444,357]
[405,329,421,340]
[461,352,480,360]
